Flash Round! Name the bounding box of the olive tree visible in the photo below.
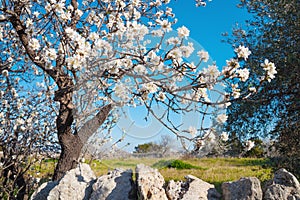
[223,0,299,175]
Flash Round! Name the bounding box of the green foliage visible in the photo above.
[151,160,172,169]
[224,133,244,157]
[151,159,202,170]
[133,142,161,153]
[168,160,201,170]
[224,0,299,175]
[244,138,265,158]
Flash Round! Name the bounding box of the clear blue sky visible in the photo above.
[111,0,252,152]
[169,0,250,66]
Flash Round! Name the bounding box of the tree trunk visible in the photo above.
[52,134,83,181]
[52,101,113,181]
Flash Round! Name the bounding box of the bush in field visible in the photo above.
[168,160,199,170]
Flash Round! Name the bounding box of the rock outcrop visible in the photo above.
[30,181,58,200]
[222,177,262,200]
[136,164,168,200]
[166,174,220,200]
[31,164,300,200]
[31,163,96,200]
[263,168,300,200]
[90,168,135,200]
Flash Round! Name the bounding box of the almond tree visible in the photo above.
[0,70,58,199]
[0,0,276,183]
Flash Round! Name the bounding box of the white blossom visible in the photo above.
[45,48,57,60]
[245,140,255,151]
[53,2,64,14]
[66,55,82,70]
[33,11,40,18]
[29,38,40,51]
[0,15,6,20]
[231,83,241,99]
[142,82,158,93]
[60,12,71,21]
[65,27,78,40]
[75,9,83,17]
[89,32,99,41]
[152,29,164,37]
[180,43,194,58]
[168,48,183,63]
[2,70,9,77]
[134,64,147,74]
[26,19,33,27]
[203,65,220,82]
[158,19,172,32]
[16,118,25,126]
[236,68,250,82]
[197,50,209,62]
[45,4,52,13]
[177,26,190,38]
[261,59,277,82]
[235,45,251,60]
[216,114,228,124]
[220,132,229,142]
[166,37,180,45]
[188,126,197,136]
[249,87,256,92]
[157,92,166,101]
[114,83,128,100]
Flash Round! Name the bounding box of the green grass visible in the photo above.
[30,157,274,193]
[167,159,201,169]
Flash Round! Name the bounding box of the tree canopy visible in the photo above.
[224,0,299,175]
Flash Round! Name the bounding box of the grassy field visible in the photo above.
[30,157,274,192]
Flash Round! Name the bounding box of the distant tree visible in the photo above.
[134,135,174,156]
[133,142,160,154]
[224,0,299,175]
[223,133,243,157]
[157,135,174,155]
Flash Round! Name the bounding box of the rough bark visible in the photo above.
[52,134,83,181]
[52,104,113,181]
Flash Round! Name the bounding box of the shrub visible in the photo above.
[168,160,199,170]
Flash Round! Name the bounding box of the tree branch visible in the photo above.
[77,104,113,144]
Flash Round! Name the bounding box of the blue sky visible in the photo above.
[169,0,250,66]
[111,0,252,152]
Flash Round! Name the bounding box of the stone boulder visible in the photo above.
[166,175,220,200]
[90,168,135,200]
[136,164,168,200]
[31,163,96,200]
[222,177,262,200]
[263,168,300,200]
[30,181,58,200]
